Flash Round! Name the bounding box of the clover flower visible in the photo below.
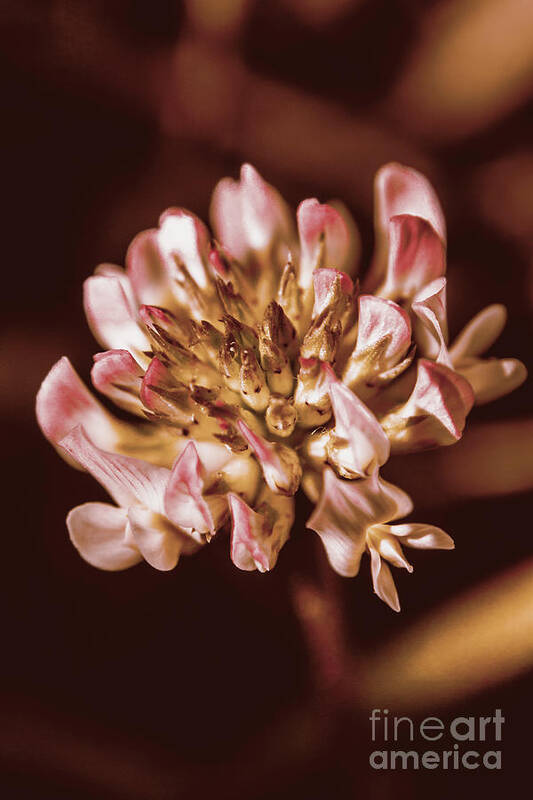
[36,163,526,610]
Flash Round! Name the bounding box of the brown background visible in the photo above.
[1,1,532,797]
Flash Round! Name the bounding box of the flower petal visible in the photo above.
[237,420,302,495]
[343,294,412,387]
[36,357,176,467]
[322,363,390,478]
[83,273,150,359]
[390,523,455,550]
[449,304,507,363]
[312,268,354,318]
[36,357,122,457]
[369,162,446,289]
[457,357,527,405]
[228,490,292,572]
[381,359,475,451]
[94,263,138,307]
[380,480,414,521]
[327,199,361,276]
[210,163,294,264]
[297,198,350,288]
[91,349,145,415]
[164,441,228,535]
[126,229,173,307]
[379,214,446,301]
[140,356,194,426]
[158,208,210,290]
[369,526,414,572]
[59,426,169,511]
[412,277,451,364]
[127,506,190,571]
[66,502,141,571]
[307,467,402,578]
[369,546,401,612]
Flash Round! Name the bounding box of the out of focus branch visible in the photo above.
[355,558,533,710]
[383,419,533,508]
[384,0,533,142]
[3,1,433,208]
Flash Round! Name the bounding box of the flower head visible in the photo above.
[36,163,526,609]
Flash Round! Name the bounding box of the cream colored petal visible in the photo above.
[369,546,401,612]
[412,277,451,364]
[60,426,170,512]
[369,526,414,572]
[83,273,149,361]
[67,502,141,571]
[127,507,188,571]
[449,304,507,362]
[389,523,454,550]
[457,357,527,405]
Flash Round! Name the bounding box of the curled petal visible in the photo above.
[210,163,294,264]
[83,274,149,359]
[91,349,145,415]
[237,420,302,495]
[343,295,411,386]
[297,198,350,288]
[368,526,413,572]
[381,359,475,451]
[126,229,173,307]
[164,441,228,536]
[59,426,169,512]
[380,480,414,521]
[36,357,122,458]
[307,467,405,578]
[457,357,527,405]
[67,502,141,571]
[369,162,446,289]
[355,295,412,361]
[412,277,451,364]
[312,268,354,318]
[369,546,401,612]
[228,491,292,572]
[127,507,192,571]
[449,304,507,363]
[379,215,446,301]
[390,523,455,550]
[322,363,390,478]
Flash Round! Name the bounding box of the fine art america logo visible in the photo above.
[369,709,504,770]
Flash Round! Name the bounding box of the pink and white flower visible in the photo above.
[36,162,525,609]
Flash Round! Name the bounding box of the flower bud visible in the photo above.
[277,259,304,333]
[265,396,297,438]
[294,357,332,427]
[300,309,342,362]
[216,277,255,326]
[240,349,270,412]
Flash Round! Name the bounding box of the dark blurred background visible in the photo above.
[2,1,533,797]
